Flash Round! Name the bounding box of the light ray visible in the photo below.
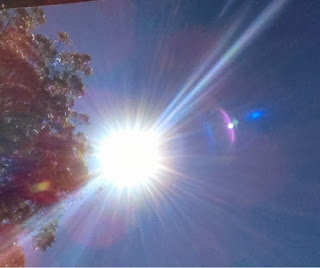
[155,8,248,132]
[155,0,289,133]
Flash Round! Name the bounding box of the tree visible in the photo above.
[32,218,59,251]
[0,242,25,267]
[0,7,93,254]
[0,224,25,267]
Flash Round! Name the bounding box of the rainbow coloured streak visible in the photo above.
[155,0,289,133]
[154,7,247,132]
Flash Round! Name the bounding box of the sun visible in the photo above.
[98,128,162,188]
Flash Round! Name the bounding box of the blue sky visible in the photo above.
[23,0,320,266]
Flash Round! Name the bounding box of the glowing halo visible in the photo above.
[98,128,162,188]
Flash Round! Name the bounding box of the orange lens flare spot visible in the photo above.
[31,180,51,193]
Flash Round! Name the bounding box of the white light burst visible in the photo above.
[99,128,162,188]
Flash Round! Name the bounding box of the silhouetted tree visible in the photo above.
[0,7,93,254]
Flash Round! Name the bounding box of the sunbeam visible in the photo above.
[155,0,289,133]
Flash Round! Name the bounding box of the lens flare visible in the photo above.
[227,123,234,129]
[249,111,263,119]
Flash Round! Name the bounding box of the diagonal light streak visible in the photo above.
[156,0,289,133]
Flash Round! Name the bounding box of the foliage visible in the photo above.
[0,7,93,253]
[0,242,25,267]
[32,218,59,251]
[0,224,25,267]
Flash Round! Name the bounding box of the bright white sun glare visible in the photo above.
[99,128,162,188]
